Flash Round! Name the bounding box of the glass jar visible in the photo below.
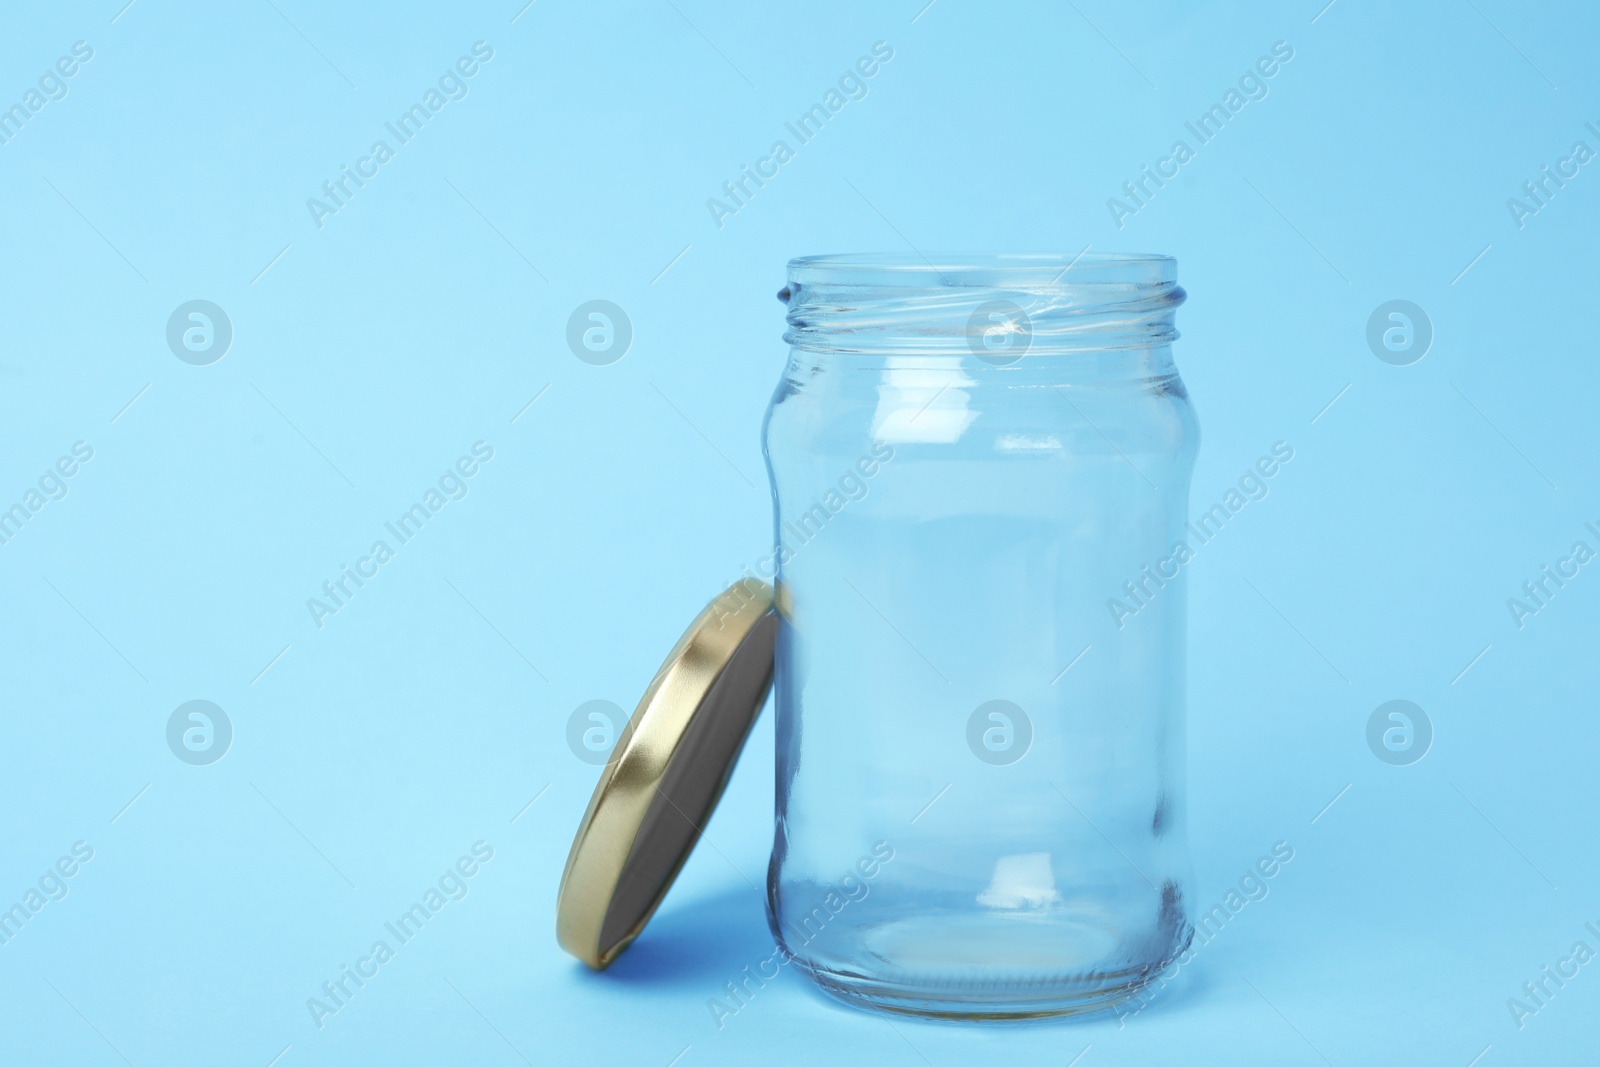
[761,253,1198,1018]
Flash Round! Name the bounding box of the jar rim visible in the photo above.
[787,251,1176,288]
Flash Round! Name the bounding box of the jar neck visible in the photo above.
[781,344,1183,389]
[781,253,1185,361]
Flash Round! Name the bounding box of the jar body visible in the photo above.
[761,255,1198,1018]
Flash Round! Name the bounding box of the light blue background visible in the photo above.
[2,0,1597,1063]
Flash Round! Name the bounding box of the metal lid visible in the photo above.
[556,579,777,969]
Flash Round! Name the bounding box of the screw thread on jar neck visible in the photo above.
[782,252,1184,358]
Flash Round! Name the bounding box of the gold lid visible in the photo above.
[556,579,777,969]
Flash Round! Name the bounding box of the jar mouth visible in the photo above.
[787,251,1177,289]
[783,252,1184,355]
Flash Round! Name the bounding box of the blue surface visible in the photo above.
[2,1,1597,1063]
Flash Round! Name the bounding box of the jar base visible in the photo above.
[791,953,1182,1021]
[772,896,1194,1021]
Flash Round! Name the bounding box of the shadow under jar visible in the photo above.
[761,253,1199,1019]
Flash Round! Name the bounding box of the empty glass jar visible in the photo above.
[761,253,1198,1018]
